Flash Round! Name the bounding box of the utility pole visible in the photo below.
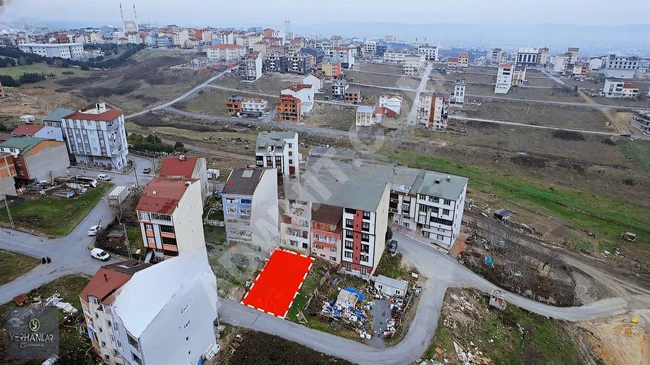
[132,160,140,188]
[3,194,14,230]
[123,223,132,259]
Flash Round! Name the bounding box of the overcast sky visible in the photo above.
[2,0,649,28]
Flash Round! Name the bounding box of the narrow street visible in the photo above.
[409,62,434,125]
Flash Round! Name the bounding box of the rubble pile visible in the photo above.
[320,288,371,329]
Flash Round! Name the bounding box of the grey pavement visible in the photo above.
[408,62,434,125]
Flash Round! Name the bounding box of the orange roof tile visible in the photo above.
[80,267,133,303]
[159,156,199,178]
[11,125,44,136]
[136,177,196,215]
[65,108,123,122]
[448,57,459,62]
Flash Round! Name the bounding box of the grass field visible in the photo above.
[618,139,650,173]
[0,63,95,80]
[0,183,112,237]
[0,250,40,285]
[392,150,650,248]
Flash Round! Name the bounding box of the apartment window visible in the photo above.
[162,237,177,245]
[104,355,110,360]
[15,160,21,167]
[225,197,238,204]
[437,234,444,241]
[107,320,112,328]
[443,209,450,215]
[159,225,174,233]
[145,224,153,231]
[147,237,155,244]
[164,250,179,257]
[444,199,451,205]
[363,211,371,220]
[150,213,171,221]
[344,240,353,249]
[345,230,353,239]
[132,352,143,365]
[360,254,369,262]
[345,219,353,228]
[361,233,369,242]
[344,252,352,258]
[330,256,336,261]
[344,208,356,215]
[362,222,370,231]
[361,244,369,254]
[127,333,139,350]
[240,199,252,205]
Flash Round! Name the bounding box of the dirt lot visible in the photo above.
[0,87,88,116]
[175,88,276,117]
[461,82,586,103]
[460,99,614,131]
[345,70,420,89]
[424,288,601,364]
[355,62,404,75]
[305,103,356,131]
[212,72,304,95]
[578,311,650,365]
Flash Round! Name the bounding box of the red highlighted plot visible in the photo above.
[241,249,314,318]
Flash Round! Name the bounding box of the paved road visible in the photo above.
[408,62,434,125]
[68,155,154,188]
[541,69,568,86]
[125,69,231,119]
[345,69,418,79]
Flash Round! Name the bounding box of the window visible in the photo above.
[159,225,174,233]
[150,213,171,221]
[127,333,139,350]
[361,233,369,242]
[164,250,179,257]
[443,209,450,215]
[330,256,336,261]
[363,211,371,219]
[437,234,444,240]
[302,242,308,249]
[107,320,112,328]
[345,219,353,228]
[101,341,106,347]
[362,222,370,231]
[15,160,21,167]
[344,208,356,214]
[132,352,142,365]
[361,244,369,253]
[225,197,238,204]
[145,224,153,231]
[344,240,353,249]
[345,230,353,239]
[104,355,110,360]
[147,237,155,244]
[240,199,252,205]
[360,255,369,262]
[395,290,401,295]
[162,237,177,245]
[344,252,352,258]
[444,199,451,205]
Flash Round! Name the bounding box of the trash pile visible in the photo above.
[321,287,371,329]
[379,296,409,339]
[453,341,492,365]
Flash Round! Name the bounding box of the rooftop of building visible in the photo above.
[80,260,151,303]
[623,83,638,89]
[499,63,513,68]
[44,108,74,123]
[0,137,50,154]
[345,87,361,94]
[375,274,409,291]
[222,168,267,196]
[159,155,200,178]
[357,105,374,114]
[447,57,459,62]
[242,97,267,103]
[113,248,216,338]
[11,125,44,135]
[136,177,197,215]
[458,52,469,58]
[380,93,403,100]
[312,203,343,226]
[210,44,244,49]
[228,95,244,101]
[256,131,296,151]
[64,104,123,122]
[284,84,312,93]
[412,170,468,200]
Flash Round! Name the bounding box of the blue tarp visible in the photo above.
[345,287,364,301]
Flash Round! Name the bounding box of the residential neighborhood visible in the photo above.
[0,1,650,365]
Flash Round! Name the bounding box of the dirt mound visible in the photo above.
[601,137,617,146]
[511,153,547,168]
[81,79,141,98]
[552,129,586,141]
[0,88,87,116]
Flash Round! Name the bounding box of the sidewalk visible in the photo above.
[391,223,450,255]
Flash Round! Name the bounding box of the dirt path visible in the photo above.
[579,90,624,133]
[159,137,254,162]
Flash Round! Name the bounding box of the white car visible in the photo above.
[88,225,102,236]
[97,174,111,181]
[90,248,110,261]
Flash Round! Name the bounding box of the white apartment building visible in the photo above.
[451,79,466,106]
[602,79,639,99]
[255,131,300,177]
[172,29,189,48]
[383,50,411,64]
[537,47,550,65]
[206,44,246,62]
[567,47,579,64]
[588,57,605,71]
[18,43,84,60]
[332,79,349,97]
[356,106,379,127]
[112,249,218,365]
[239,51,263,81]
[418,92,450,129]
[632,110,650,134]
[512,65,527,85]
[489,48,506,66]
[280,199,312,254]
[550,54,571,73]
[604,55,639,79]
[379,93,403,115]
[281,84,315,115]
[327,48,355,68]
[516,48,539,66]
[418,45,438,61]
[495,63,514,94]
[363,40,377,56]
[62,103,128,170]
[403,55,424,76]
[136,177,205,262]
[241,98,268,117]
[222,168,279,255]
[302,74,323,94]
[221,31,235,44]
[458,53,469,68]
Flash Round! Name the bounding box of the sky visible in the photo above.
[1,0,649,28]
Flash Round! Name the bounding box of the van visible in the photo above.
[97,174,111,181]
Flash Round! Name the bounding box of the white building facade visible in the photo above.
[495,63,513,94]
[255,131,300,177]
[18,43,84,60]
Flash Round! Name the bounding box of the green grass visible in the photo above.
[0,250,40,285]
[392,151,650,247]
[0,62,94,80]
[127,226,142,246]
[375,252,418,285]
[204,225,226,243]
[0,183,112,237]
[618,139,650,174]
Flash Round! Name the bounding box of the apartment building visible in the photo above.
[104,249,217,365]
[632,110,650,134]
[0,137,68,182]
[512,65,527,85]
[572,62,589,78]
[277,95,301,123]
[495,63,514,94]
[79,260,152,365]
[62,103,128,170]
[327,48,355,69]
[311,204,343,264]
[567,47,579,65]
[11,124,63,141]
[446,57,459,73]
[403,55,423,76]
[255,131,300,177]
[516,48,539,66]
[18,43,84,60]
[363,40,377,56]
[239,51,262,81]
[136,177,205,262]
[226,95,243,115]
[383,50,411,64]
[379,93,403,115]
[356,106,377,127]
[222,168,279,254]
[281,84,315,114]
[159,155,208,203]
[332,79,349,98]
[489,48,506,66]
[287,53,312,75]
[550,54,571,73]
[206,44,246,62]
[241,98,268,117]
[302,74,323,94]
[458,52,469,68]
[602,79,639,99]
[0,153,17,196]
[604,55,639,79]
[417,92,450,130]
[418,44,438,61]
[279,198,311,254]
[344,87,362,104]
[537,47,550,65]
[321,60,342,78]
[451,79,466,106]
[172,29,189,48]
[265,52,286,72]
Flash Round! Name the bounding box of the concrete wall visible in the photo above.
[372,184,390,275]
[24,142,69,181]
[191,157,208,203]
[172,181,205,256]
[251,169,279,255]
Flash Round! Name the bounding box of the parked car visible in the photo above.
[87,224,102,236]
[90,248,110,261]
[387,240,398,255]
[97,174,111,181]
[143,167,152,174]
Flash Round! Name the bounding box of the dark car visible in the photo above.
[143,167,152,174]
[387,240,398,255]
